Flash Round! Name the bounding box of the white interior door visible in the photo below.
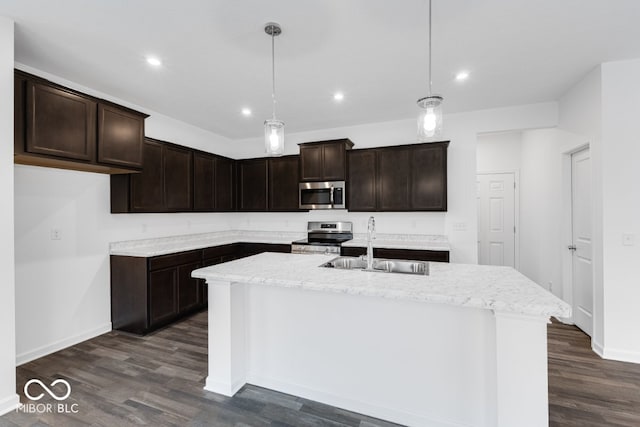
[477,173,515,267]
[571,148,593,336]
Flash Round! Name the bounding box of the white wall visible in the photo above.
[0,16,19,415]
[558,66,604,350]
[477,131,522,172]
[598,59,640,362]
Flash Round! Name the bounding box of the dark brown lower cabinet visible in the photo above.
[178,261,202,313]
[111,250,203,335]
[149,268,178,327]
[340,246,449,263]
[111,242,292,335]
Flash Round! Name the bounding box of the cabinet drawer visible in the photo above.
[149,250,201,271]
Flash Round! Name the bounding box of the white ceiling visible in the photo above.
[3,0,640,139]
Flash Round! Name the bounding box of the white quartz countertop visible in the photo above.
[110,230,450,257]
[192,252,571,318]
[109,230,306,257]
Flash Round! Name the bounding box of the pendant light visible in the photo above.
[264,22,284,156]
[417,0,443,141]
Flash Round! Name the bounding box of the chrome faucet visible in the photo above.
[366,216,376,270]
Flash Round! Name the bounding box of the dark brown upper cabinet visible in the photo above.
[215,156,236,211]
[26,80,97,162]
[410,143,448,210]
[268,155,305,211]
[164,145,193,211]
[193,151,236,212]
[346,141,448,212]
[347,149,377,211]
[130,139,164,212]
[98,103,145,169]
[377,146,411,211]
[238,158,268,211]
[299,138,354,182]
[112,138,193,213]
[14,70,148,174]
[193,152,215,211]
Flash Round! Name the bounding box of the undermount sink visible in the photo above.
[321,256,429,276]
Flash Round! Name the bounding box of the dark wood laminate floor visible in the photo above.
[548,321,640,427]
[2,312,640,427]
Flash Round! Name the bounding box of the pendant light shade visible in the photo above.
[417,0,443,142]
[264,119,284,154]
[264,22,284,156]
[417,95,443,140]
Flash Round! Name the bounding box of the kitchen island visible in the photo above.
[192,253,570,427]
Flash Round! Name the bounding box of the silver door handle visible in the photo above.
[330,186,334,206]
[568,245,577,251]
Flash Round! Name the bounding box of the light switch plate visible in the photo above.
[452,222,467,232]
[622,233,635,246]
[50,229,61,240]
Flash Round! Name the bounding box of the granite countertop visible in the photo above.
[192,252,571,318]
[109,230,450,257]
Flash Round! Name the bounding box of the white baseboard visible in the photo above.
[592,340,605,359]
[16,322,112,366]
[598,345,640,364]
[0,394,20,416]
[204,376,245,397]
[246,373,469,427]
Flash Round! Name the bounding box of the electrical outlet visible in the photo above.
[50,229,61,240]
[622,234,635,246]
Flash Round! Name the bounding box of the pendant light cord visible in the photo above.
[428,0,432,96]
[271,30,277,120]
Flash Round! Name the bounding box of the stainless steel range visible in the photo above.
[291,221,353,255]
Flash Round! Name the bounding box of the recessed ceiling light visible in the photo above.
[146,56,162,67]
[241,108,252,116]
[455,71,470,82]
[333,92,345,102]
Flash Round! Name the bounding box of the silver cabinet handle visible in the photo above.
[568,245,577,251]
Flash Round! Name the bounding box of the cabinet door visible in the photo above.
[26,82,96,161]
[378,147,411,211]
[177,261,201,313]
[347,150,377,211]
[149,268,178,326]
[215,156,235,211]
[164,145,193,211]
[238,158,268,211]
[269,155,301,211]
[410,143,448,211]
[322,143,347,181]
[131,139,164,212]
[193,152,215,211]
[299,144,323,181]
[97,103,144,168]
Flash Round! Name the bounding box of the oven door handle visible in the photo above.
[330,185,334,207]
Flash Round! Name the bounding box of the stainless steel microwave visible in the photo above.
[299,181,346,209]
